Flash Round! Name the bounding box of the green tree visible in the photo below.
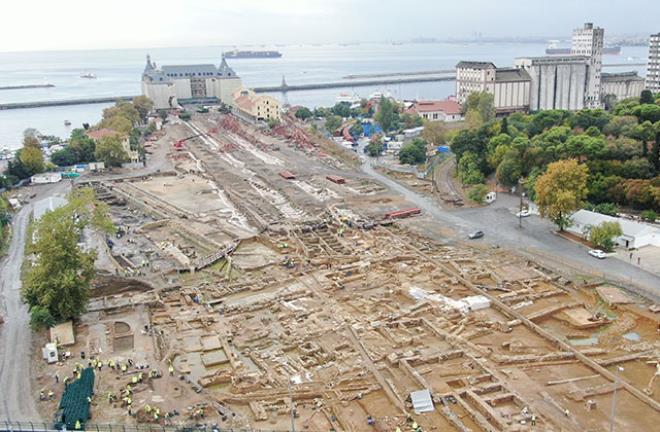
[588,221,622,252]
[477,92,496,123]
[325,115,342,133]
[23,188,114,328]
[496,150,522,187]
[349,122,364,137]
[421,120,446,145]
[398,138,427,165]
[535,159,589,231]
[458,151,485,185]
[295,106,313,121]
[94,136,128,167]
[401,113,423,129]
[633,104,660,123]
[592,202,619,216]
[331,102,352,118]
[69,129,97,162]
[132,95,154,123]
[630,121,655,156]
[375,97,400,132]
[467,184,490,204]
[50,147,79,166]
[640,90,655,105]
[19,145,45,176]
[603,115,638,137]
[641,210,658,222]
[366,137,384,157]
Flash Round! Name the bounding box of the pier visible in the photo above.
[0,96,134,110]
[253,73,456,93]
[0,84,55,91]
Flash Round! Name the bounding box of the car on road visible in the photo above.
[468,230,485,239]
[516,210,531,218]
[588,249,607,259]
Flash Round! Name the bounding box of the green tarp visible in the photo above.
[54,367,95,430]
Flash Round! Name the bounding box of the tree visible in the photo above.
[570,109,611,131]
[68,129,97,163]
[19,145,45,176]
[467,184,490,204]
[401,113,423,129]
[398,138,427,165]
[23,188,114,328]
[295,106,313,121]
[630,121,655,156]
[422,120,446,145]
[588,221,622,252]
[94,136,128,167]
[641,210,658,222]
[603,115,637,137]
[496,150,522,187]
[331,102,352,118]
[633,104,660,124]
[375,97,400,132]
[592,202,619,216]
[349,122,364,138]
[640,90,655,105]
[477,92,496,123]
[132,95,154,123]
[465,109,483,130]
[535,159,589,231]
[325,115,342,133]
[458,152,485,185]
[50,147,79,166]
[366,137,384,157]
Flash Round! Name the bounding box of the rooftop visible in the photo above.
[456,61,496,70]
[408,99,462,114]
[495,67,531,82]
[143,54,238,82]
[601,71,644,82]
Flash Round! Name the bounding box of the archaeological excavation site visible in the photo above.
[33,111,660,432]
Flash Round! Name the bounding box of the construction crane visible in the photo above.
[173,134,201,151]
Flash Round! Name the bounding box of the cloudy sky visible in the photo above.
[2,0,659,52]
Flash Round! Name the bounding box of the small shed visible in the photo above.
[42,343,58,364]
[279,170,296,180]
[326,175,346,185]
[50,321,75,346]
[410,389,435,413]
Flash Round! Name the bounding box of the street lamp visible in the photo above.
[609,366,624,432]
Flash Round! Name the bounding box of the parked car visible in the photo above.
[588,249,607,259]
[468,230,485,239]
[516,210,531,218]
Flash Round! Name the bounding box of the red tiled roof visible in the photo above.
[87,128,121,141]
[408,100,462,115]
[234,95,255,112]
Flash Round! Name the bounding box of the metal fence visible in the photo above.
[0,421,292,432]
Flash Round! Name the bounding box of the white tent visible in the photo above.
[410,389,435,414]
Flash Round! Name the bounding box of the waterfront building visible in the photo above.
[455,61,530,113]
[514,56,588,111]
[601,72,645,102]
[405,99,463,122]
[571,22,604,108]
[647,33,660,92]
[232,88,281,122]
[141,54,242,110]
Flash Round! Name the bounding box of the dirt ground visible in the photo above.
[31,112,660,432]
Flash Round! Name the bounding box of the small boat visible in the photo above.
[64,120,72,126]
[80,72,97,79]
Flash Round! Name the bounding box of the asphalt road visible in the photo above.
[358,147,660,302]
[0,202,40,421]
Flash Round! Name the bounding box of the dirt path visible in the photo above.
[0,203,41,421]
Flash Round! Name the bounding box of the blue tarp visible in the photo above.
[362,123,383,138]
[436,146,451,153]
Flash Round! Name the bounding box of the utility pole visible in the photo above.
[609,366,624,432]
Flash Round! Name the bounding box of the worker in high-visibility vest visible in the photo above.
[74,420,81,430]
[168,365,174,376]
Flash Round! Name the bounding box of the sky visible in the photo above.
[2,0,659,52]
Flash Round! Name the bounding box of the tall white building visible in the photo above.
[141,54,242,110]
[571,23,604,108]
[647,33,660,92]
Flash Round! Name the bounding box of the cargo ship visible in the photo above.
[223,50,282,59]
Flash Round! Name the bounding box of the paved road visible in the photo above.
[0,203,40,421]
[358,146,660,301]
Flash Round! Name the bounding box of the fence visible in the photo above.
[0,421,293,432]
